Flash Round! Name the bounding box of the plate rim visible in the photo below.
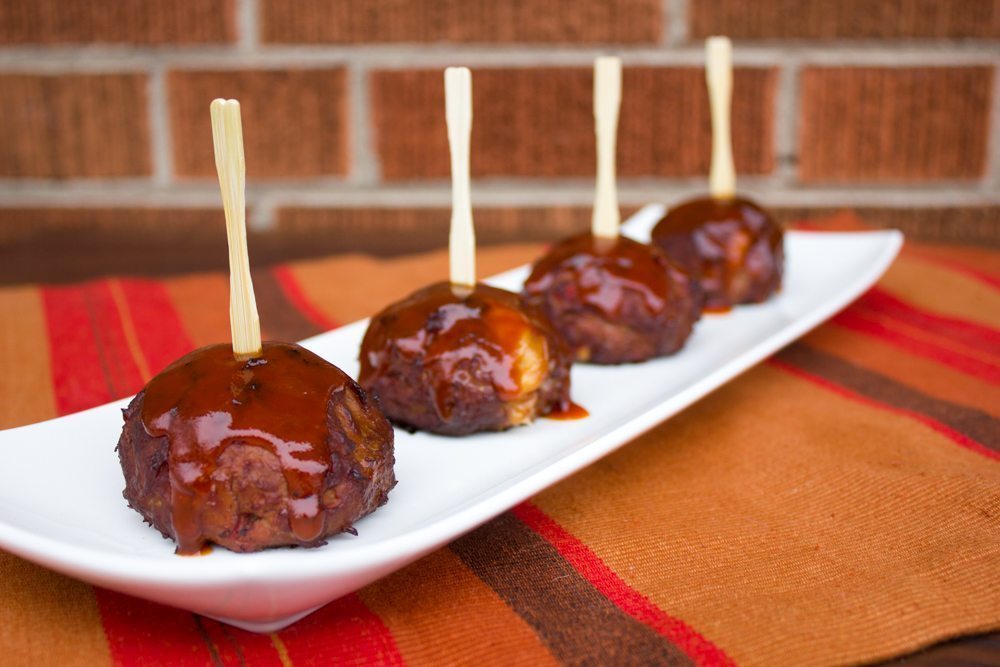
[0,208,904,592]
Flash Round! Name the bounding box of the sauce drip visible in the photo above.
[651,196,783,310]
[141,342,351,555]
[177,544,214,557]
[546,401,589,420]
[523,233,671,320]
[359,282,569,422]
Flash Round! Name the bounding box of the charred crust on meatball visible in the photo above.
[522,233,700,364]
[651,197,784,311]
[117,343,396,554]
[358,282,572,436]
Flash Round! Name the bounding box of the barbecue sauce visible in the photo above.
[546,401,589,420]
[141,342,349,555]
[651,196,783,310]
[523,233,671,320]
[359,282,571,422]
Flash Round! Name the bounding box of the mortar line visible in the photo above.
[0,46,996,72]
[665,0,687,46]
[986,65,1000,189]
[237,0,259,51]
[0,183,995,209]
[774,58,801,187]
[249,196,277,230]
[349,62,381,185]
[148,66,173,186]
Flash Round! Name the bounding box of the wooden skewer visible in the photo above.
[706,36,736,200]
[591,56,622,240]
[445,67,476,289]
[210,98,262,359]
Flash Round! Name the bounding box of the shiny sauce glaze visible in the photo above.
[546,401,589,420]
[141,341,350,555]
[359,282,569,422]
[523,233,671,319]
[651,196,783,309]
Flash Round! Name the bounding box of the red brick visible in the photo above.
[168,69,350,179]
[273,206,635,255]
[3,205,997,284]
[0,0,235,44]
[261,0,661,44]
[0,208,226,282]
[690,0,1000,40]
[280,205,1000,253]
[0,205,611,282]
[0,74,151,178]
[372,67,776,180]
[798,67,993,182]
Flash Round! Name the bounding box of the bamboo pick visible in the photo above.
[706,36,736,200]
[445,67,476,289]
[591,56,622,240]
[210,98,262,359]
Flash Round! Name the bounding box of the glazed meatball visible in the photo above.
[358,282,572,436]
[522,233,700,364]
[117,341,396,554]
[651,197,783,311]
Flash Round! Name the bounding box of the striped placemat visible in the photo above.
[1,220,997,666]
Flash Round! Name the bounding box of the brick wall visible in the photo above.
[0,0,997,274]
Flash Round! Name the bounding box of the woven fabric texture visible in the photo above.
[0,216,998,666]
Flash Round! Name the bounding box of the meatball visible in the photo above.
[522,233,700,364]
[117,341,396,554]
[358,282,572,436]
[651,197,784,312]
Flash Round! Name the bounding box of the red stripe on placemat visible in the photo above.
[87,281,148,398]
[94,589,221,667]
[769,357,999,461]
[512,502,735,667]
[199,617,289,667]
[117,278,198,375]
[198,617,246,666]
[272,266,341,331]
[98,279,292,665]
[46,280,229,665]
[857,288,1000,355]
[42,284,114,415]
[42,282,145,414]
[831,310,1000,384]
[276,593,405,666]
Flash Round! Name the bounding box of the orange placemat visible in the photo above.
[1,222,998,666]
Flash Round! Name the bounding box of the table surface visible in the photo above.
[0,216,997,666]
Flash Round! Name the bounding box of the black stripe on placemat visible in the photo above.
[451,512,693,667]
[251,268,324,342]
[776,343,999,452]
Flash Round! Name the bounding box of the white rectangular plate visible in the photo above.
[0,205,902,632]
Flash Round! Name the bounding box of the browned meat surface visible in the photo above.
[358,282,572,436]
[651,196,784,311]
[117,342,395,554]
[522,233,700,364]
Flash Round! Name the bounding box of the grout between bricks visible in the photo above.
[148,66,173,186]
[0,45,997,72]
[774,59,801,187]
[986,65,1000,190]
[249,197,276,231]
[0,181,997,211]
[349,63,381,186]
[665,0,687,47]
[237,0,259,51]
